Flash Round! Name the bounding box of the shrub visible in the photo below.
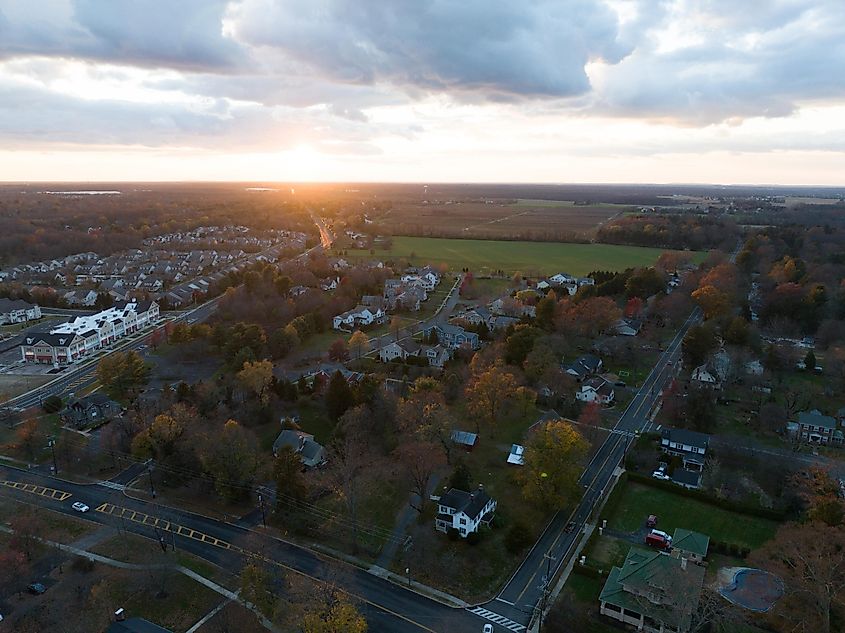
[71,557,95,573]
[43,395,63,413]
[466,531,482,546]
[447,527,460,541]
[504,522,532,554]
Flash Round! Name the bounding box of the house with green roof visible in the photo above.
[599,547,706,633]
[671,529,710,563]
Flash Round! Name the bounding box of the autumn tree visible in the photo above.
[9,505,45,561]
[691,285,731,319]
[394,439,445,513]
[518,420,588,508]
[325,371,353,420]
[558,297,621,337]
[240,562,276,617]
[303,593,367,633]
[273,446,308,515]
[348,330,370,360]
[682,324,718,368]
[237,359,274,404]
[199,419,261,501]
[15,418,43,461]
[514,386,537,419]
[751,522,845,633]
[577,401,602,443]
[96,350,150,400]
[465,365,518,434]
[328,338,350,362]
[324,408,371,552]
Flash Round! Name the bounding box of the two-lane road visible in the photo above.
[0,464,482,633]
[486,307,702,626]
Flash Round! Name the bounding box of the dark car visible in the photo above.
[564,521,576,533]
[27,582,46,595]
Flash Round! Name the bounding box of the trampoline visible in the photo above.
[718,567,784,613]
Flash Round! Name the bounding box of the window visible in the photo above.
[459,518,466,526]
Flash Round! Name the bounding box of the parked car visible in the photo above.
[71,502,90,513]
[650,529,672,543]
[645,533,670,549]
[652,470,670,481]
[27,582,46,595]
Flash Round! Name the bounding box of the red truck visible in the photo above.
[645,532,670,549]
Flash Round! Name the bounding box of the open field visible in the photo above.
[346,236,704,276]
[375,200,630,239]
[604,481,778,550]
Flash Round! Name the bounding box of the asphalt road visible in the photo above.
[0,463,483,633]
[485,307,703,626]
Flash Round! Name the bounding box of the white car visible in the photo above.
[651,529,672,542]
[652,471,670,481]
[483,624,494,633]
[71,502,90,513]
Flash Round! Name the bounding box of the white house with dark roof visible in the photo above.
[795,409,842,446]
[0,298,41,325]
[435,485,496,538]
[576,377,615,405]
[661,428,710,472]
[378,339,421,362]
[566,354,603,381]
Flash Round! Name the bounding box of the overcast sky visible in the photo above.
[1,0,844,184]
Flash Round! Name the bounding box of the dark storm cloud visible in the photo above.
[227,0,630,99]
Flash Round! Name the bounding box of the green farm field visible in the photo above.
[345,236,705,276]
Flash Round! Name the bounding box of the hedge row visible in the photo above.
[571,563,605,579]
[710,540,751,559]
[626,471,787,521]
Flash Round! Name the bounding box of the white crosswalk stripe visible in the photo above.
[469,606,526,631]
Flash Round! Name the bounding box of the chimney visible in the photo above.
[681,557,687,571]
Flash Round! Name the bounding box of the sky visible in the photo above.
[1,0,844,185]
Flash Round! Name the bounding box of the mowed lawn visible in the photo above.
[348,237,704,276]
[606,482,778,550]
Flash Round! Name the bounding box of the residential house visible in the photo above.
[614,318,643,337]
[691,350,731,389]
[61,393,122,428]
[576,377,615,405]
[425,323,480,350]
[435,485,496,538]
[332,305,385,330]
[671,529,710,564]
[320,277,339,291]
[660,428,709,472]
[565,354,603,381]
[458,306,492,327]
[272,429,326,468]
[507,444,525,466]
[63,289,99,306]
[422,344,451,368]
[489,315,520,331]
[378,339,421,362]
[599,546,706,633]
[0,298,41,324]
[451,430,478,451]
[20,332,85,365]
[794,409,842,446]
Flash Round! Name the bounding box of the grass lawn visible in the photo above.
[344,236,705,276]
[604,481,778,550]
[559,572,626,633]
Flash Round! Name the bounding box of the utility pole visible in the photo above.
[48,437,58,474]
[406,567,411,588]
[147,466,156,498]
[258,493,267,528]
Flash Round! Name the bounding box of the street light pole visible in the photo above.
[148,467,156,498]
[48,438,58,474]
[258,493,267,528]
